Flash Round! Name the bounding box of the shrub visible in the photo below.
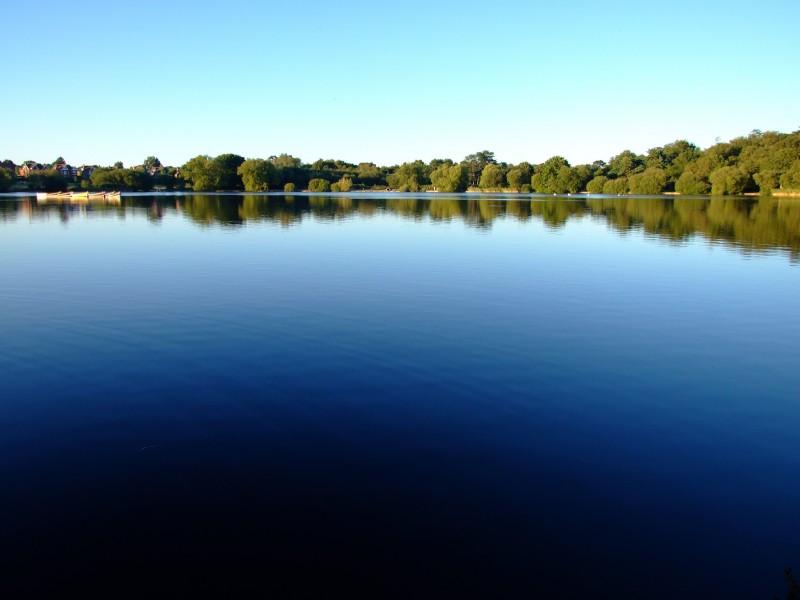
[284,182,296,192]
[0,167,15,192]
[307,178,331,192]
[628,168,667,195]
[709,166,750,195]
[586,176,608,194]
[602,177,629,195]
[675,171,710,195]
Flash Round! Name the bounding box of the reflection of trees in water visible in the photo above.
[584,197,800,256]
[183,195,243,226]
[10,194,800,258]
[386,198,423,218]
[531,199,587,227]
[429,199,466,221]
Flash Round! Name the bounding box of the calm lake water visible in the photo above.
[1,193,799,597]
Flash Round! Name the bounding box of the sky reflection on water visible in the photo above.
[0,194,798,597]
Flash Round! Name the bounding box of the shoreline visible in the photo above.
[4,188,800,199]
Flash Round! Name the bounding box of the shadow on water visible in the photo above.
[4,193,800,260]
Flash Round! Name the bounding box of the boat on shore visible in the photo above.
[36,191,121,202]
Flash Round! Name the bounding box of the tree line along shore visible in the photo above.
[2,129,799,196]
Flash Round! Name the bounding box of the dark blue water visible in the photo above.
[1,194,799,597]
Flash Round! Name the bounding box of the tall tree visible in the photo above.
[479,163,505,189]
[505,162,533,191]
[463,150,496,187]
[181,155,219,191]
[709,166,750,195]
[387,161,427,191]
[271,154,302,169]
[586,176,609,194]
[357,162,382,186]
[214,153,246,190]
[430,164,468,192]
[646,140,701,189]
[531,156,571,193]
[555,165,582,193]
[780,161,800,190]
[628,167,667,195]
[27,170,68,192]
[607,150,645,178]
[143,156,162,170]
[675,166,710,195]
[238,159,277,192]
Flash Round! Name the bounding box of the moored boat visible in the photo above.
[35,191,122,202]
[36,191,70,200]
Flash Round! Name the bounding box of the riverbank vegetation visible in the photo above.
[3,129,799,196]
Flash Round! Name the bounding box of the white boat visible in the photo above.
[36,191,121,202]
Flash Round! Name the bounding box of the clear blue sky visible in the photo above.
[3,0,798,168]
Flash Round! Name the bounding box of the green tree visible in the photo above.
[506,162,533,191]
[602,177,629,195]
[271,154,302,169]
[675,166,711,195]
[645,140,701,188]
[463,150,496,187]
[122,169,153,191]
[506,168,523,190]
[238,159,277,192]
[694,142,740,178]
[628,167,667,195]
[28,170,68,192]
[607,150,645,178]
[181,155,219,191]
[779,162,800,190]
[335,176,353,192]
[0,168,15,192]
[284,182,296,192]
[573,164,594,190]
[153,170,178,190]
[143,156,162,170]
[311,159,337,171]
[274,157,308,189]
[308,178,331,192]
[709,166,750,195]
[387,161,427,191]
[753,170,780,194]
[213,153,245,190]
[479,163,505,189]
[531,156,571,193]
[586,176,609,194]
[430,164,468,192]
[91,167,152,190]
[356,162,382,186]
[91,167,122,189]
[555,165,583,193]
